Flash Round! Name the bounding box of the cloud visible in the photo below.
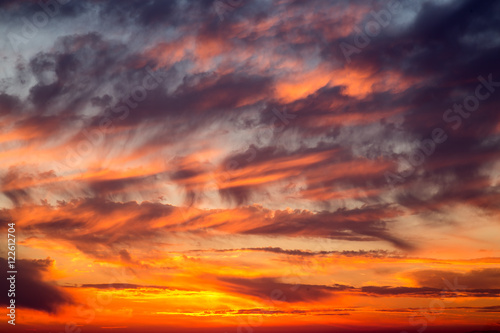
[450,305,500,313]
[16,199,175,259]
[199,247,398,258]
[409,268,500,289]
[216,276,500,302]
[0,93,20,115]
[355,286,500,298]
[218,277,350,303]
[99,0,180,27]
[1,167,58,206]
[1,0,500,329]
[0,257,73,313]
[77,283,172,290]
[7,198,413,262]
[2,0,500,220]
[240,205,413,250]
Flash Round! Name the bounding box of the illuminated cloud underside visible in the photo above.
[0,0,500,332]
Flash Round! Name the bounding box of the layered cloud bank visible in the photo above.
[1,0,500,332]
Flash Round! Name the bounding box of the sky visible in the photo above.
[0,0,500,332]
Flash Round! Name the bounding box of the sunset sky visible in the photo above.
[1,0,500,332]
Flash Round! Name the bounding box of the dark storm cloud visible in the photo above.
[0,257,73,313]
